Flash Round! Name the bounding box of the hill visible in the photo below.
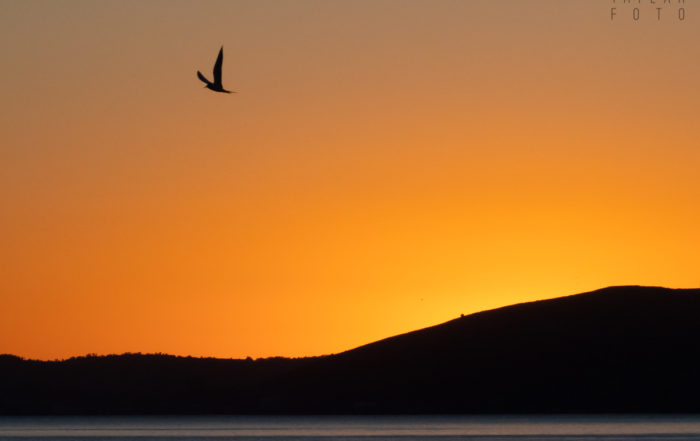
[2,285,700,414]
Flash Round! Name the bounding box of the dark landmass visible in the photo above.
[3,285,700,414]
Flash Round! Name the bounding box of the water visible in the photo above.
[1,415,700,440]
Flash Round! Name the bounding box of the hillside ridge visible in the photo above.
[3,285,700,414]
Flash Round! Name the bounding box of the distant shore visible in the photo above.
[3,286,700,415]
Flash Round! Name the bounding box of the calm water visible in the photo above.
[1,415,700,441]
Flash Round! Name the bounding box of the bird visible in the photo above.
[197,46,234,93]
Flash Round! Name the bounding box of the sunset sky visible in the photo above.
[2,0,699,360]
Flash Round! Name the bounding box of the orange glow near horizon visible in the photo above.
[1,1,700,360]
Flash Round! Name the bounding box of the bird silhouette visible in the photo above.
[197,47,234,93]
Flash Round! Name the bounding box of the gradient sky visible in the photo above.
[2,0,699,360]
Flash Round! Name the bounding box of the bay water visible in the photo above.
[1,415,700,440]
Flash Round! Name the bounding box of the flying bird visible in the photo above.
[197,47,234,93]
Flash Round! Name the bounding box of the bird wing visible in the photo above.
[213,47,224,85]
[197,71,211,85]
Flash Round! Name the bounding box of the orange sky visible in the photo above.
[1,0,699,360]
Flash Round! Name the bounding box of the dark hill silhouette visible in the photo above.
[2,285,700,414]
